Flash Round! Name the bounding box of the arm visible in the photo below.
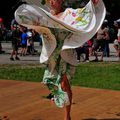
[104,29,110,40]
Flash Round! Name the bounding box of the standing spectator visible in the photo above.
[113,20,120,57]
[20,27,28,56]
[32,30,39,53]
[27,30,33,54]
[0,19,2,53]
[0,17,5,53]
[112,20,120,42]
[103,20,110,57]
[93,22,109,62]
[10,25,21,60]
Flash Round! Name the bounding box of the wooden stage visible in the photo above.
[0,80,120,120]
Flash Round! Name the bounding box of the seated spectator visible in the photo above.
[92,22,109,62]
[76,41,90,62]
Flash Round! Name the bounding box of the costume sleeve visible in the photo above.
[14,0,106,65]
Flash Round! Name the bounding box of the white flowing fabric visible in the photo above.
[15,0,106,65]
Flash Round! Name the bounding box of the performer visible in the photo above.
[14,0,106,120]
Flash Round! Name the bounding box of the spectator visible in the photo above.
[0,17,5,53]
[117,22,120,60]
[113,20,120,58]
[113,20,120,41]
[10,25,21,60]
[103,20,110,57]
[27,30,33,54]
[20,27,28,56]
[76,41,90,62]
[32,30,39,53]
[92,22,109,62]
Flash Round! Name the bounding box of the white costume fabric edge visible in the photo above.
[14,0,106,65]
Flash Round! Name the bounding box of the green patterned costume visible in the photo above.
[42,29,74,108]
[15,0,106,108]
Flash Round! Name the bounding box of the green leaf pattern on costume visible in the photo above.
[71,8,91,27]
[42,30,71,108]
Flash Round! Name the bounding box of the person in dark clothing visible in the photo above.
[0,17,5,53]
[76,42,90,62]
[0,28,3,53]
[10,26,21,60]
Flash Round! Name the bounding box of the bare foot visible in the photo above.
[64,116,71,120]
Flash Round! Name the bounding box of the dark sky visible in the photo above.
[0,0,119,27]
[0,0,23,26]
[104,0,120,21]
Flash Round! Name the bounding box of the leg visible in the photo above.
[10,46,15,60]
[100,40,105,61]
[84,47,89,61]
[92,40,99,61]
[20,45,24,56]
[15,50,20,60]
[89,47,93,56]
[118,44,120,60]
[76,48,81,61]
[10,51,15,60]
[100,51,104,61]
[104,41,110,57]
[61,74,72,120]
[93,50,98,61]
[113,45,118,56]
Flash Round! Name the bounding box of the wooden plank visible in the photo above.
[0,80,120,120]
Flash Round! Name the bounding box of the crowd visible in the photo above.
[76,19,120,62]
[0,17,120,62]
[10,19,43,61]
[0,17,42,60]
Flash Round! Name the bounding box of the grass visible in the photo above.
[0,62,120,90]
[0,64,45,82]
[72,62,120,90]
